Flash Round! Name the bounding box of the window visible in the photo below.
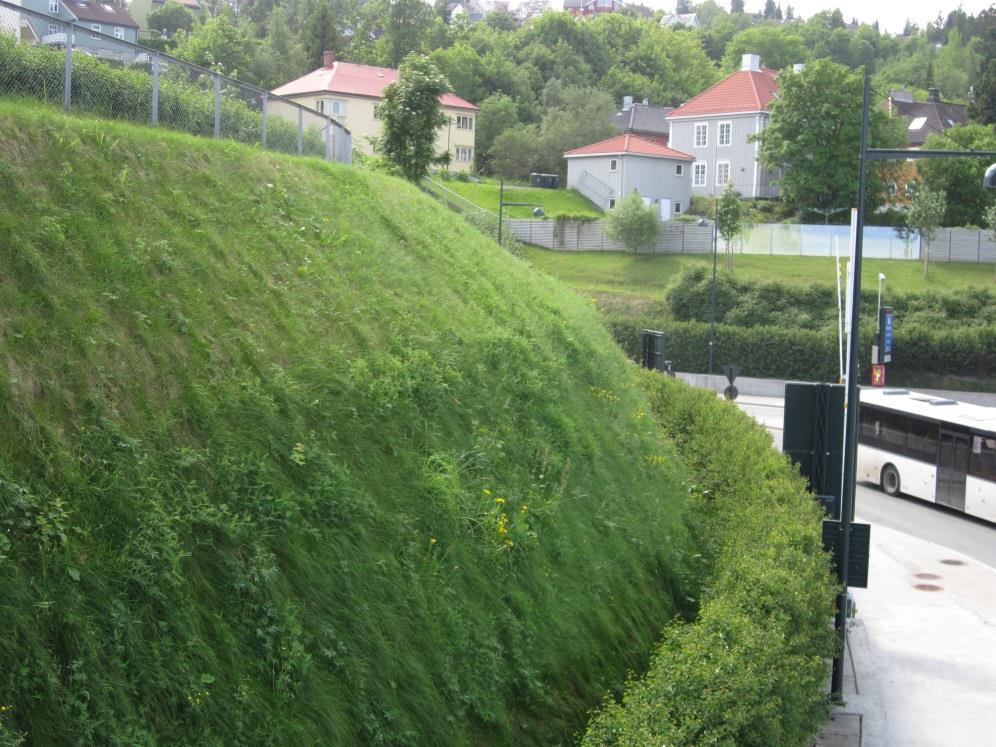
[456,114,473,130]
[694,123,707,148]
[718,121,731,146]
[716,161,730,186]
[609,158,618,172]
[48,0,59,12]
[47,23,58,34]
[970,436,996,481]
[905,181,919,198]
[693,162,706,187]
[318,99,347,119]
[90,23,101,38]
[675,163,683,176]
[455,146,472,162]
[674,202,681,214]
[608,198,616,209]
[114,26,124,39]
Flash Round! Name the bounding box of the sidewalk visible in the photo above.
[814,524,996,746]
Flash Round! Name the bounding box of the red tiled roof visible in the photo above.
[64,0,139,28]
[563,133,693,160]
[668,68,779,118]
[272,61,479,111]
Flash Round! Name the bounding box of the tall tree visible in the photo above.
[716,181,743,270]
[762,0,777,20]
[758,59,896,216]
[905,186,947,277]
[146,0,196,39]
[675,0,693,13]
[172,15,253,78]
[376,53,451,180]
[731,0,745,13]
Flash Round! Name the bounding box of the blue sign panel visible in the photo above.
[883,308,894,362]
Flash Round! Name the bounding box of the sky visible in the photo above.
[767,1,994,34]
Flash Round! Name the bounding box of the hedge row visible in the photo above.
[609,317,995,382]
[666,267,996,331]
[583,374,837,746]
[0,36,325,157]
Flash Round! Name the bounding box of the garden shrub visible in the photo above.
[583,374,837,747]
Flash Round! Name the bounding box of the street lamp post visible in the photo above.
[832,74,996,700]
[498,179,544,244]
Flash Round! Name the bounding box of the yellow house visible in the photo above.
[272,51,479,172]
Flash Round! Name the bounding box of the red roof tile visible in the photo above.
[563,133,693,160]
[272,61,479,111]
[668,68,779,118]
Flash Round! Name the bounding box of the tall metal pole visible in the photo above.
[832,73,871,700]
[497,178,504,245]
[708,195,718,375]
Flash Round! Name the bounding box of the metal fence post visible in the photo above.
[63,22,73,111]
[261,92,268,149]
[297,108,304,155]
[213,74,221,138]
[151,53,159,126]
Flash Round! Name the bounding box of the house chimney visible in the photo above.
[623,95,634,111]
[323,50,335,69]
[741,53,761,72]
[927,87,940,103]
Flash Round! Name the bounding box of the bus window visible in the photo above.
[860,408,879,440]
[970,436,996,481]
[908,419,939,460]
[880,411,909,448]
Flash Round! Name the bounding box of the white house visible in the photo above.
[564,133,693,219]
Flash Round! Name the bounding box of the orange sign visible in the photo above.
[871,364,886,387]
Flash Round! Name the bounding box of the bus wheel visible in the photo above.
[881,464,901,496]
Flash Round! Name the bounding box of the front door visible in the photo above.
[659,199,671,221]
[936,430,969,511]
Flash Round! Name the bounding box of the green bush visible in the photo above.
[583,375,837,746]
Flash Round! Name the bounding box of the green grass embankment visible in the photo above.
[0,100,691,744]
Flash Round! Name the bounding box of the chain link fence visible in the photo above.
[0,0,351,163]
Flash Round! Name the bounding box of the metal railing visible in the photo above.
[0,0,351,163]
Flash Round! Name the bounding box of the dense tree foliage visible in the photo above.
[918,124,996,227]
[376,53,451,180]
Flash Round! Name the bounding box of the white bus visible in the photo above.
[858,388,996,523]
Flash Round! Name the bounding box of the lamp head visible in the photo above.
[985,163,996,189]
[532,207,545,217]
[878,273,886,281]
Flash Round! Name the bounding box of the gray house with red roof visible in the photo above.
[667,54,781,199]
[564,133,693,219]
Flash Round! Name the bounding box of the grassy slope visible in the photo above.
[425,177,604,219]
[0,101,692,744]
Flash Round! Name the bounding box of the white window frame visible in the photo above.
[718,121,732,146]
[694,122,708,148]
[48,0,59,12]
[609,158,618,172]
[318,98,347,119]
[47,23,59,34]
[716,160,731,186]
[455,114,473,130]
[693,162,707,187]
[455,146,472,162]
[90,23,101,38]
[114,26,124,39]
[675,163,683,176]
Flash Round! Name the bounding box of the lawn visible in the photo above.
[522,247,996,305]
[424,175,603,218]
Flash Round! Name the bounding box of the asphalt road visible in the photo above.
[735,395,996,570]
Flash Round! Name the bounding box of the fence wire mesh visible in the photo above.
[0,0,351,164]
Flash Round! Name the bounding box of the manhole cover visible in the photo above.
[914,572,941,580]
[940,559,966,566]
[914,584,944,592]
